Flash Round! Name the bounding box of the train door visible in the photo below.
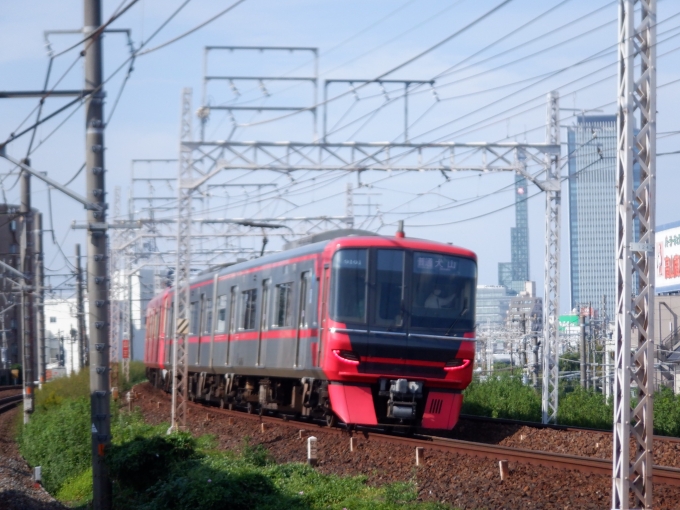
[257,279,270,367]
[165,300,174,367]
[317,265,330,367]
[196,294,205,365]
[295,271,311,368]
[226,286,237,366]
[208,274,218,369]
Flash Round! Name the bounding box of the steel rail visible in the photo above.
[457,414,680,444]
[0,394,23,414]
[173,392,680,486]
[0,385,23,391]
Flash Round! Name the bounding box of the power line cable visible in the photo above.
[136,0,247,56]
[235,0,516,129]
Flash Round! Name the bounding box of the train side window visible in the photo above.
[240,289,257,330]
[330,249,367,323]
[189,301,199,335]
[215,295,227,332]
[204,297,213,334]
[274,282,293,327]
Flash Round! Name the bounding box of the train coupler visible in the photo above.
[380,378,423,420]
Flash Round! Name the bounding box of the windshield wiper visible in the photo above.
[445,301,469,336]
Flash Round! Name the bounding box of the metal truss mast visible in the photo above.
[612,0,656,508]
[541,91,561,425]
[170,88,193,432]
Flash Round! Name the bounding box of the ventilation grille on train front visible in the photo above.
[429,398,443,414]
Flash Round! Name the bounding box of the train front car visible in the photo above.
[320,237,477,430]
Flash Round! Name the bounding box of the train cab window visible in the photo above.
[330,249,367,323]
[410,252,477,331]
[374,250,405,327]
[273,282,293,328]
[240,289,257,330]
[204,298,213,334]
[189,302,199,335]
[215,295,227,332]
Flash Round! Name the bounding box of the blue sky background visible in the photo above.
[1,0,679,310]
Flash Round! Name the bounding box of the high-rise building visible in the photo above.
[567,115,639,309]
[498,174,530,294]
[476,285,513,328]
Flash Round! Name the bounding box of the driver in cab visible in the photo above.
[425,286,455,309]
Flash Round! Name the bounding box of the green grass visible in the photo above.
[462,374,542,421]
[19,364,451,509]
[463,374,680,436]
[106,430,449,510]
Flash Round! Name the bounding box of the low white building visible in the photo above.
[44,298,88,377]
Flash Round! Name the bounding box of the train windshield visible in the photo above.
[330,248,476,333]
[330,249,368,323]
[410,252,476,332]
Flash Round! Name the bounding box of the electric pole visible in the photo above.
[20,160,35,424]
[580,312,586,389]
[613,0,656,507]
[75,243,86,368]
[84,1,112,507]
[35,212,45,385]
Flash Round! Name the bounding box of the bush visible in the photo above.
[107,432,198,491]
[557,388,613,429]
[18,397,91,494]
[462,374,541,421]
[654,386,680,437]
[35,368,90,411]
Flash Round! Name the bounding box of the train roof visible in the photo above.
[150,232,476,303]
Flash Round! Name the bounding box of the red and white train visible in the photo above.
[144,230,477,429]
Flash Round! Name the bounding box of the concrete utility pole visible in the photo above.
[84,1,112,507]
[580,313,587,389]
[20,161,34,424]
[35,213,45,385]
[612,0,656,508]
[75,244,86,368]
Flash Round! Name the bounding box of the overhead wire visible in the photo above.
[235,0,517,129]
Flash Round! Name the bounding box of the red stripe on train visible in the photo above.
[186,328,319,343]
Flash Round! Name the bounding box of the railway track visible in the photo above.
[183,397,680,486]
[0,385,23,391]
[457,413,680,444]
[0,394,22,415]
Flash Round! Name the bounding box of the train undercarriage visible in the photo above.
[146,368,441,428]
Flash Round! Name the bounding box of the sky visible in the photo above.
[1,0,679,311]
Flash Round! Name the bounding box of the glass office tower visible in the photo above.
[567,115,638,309]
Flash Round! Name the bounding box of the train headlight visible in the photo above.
[332,349,360,365]
[444,359,471,371]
